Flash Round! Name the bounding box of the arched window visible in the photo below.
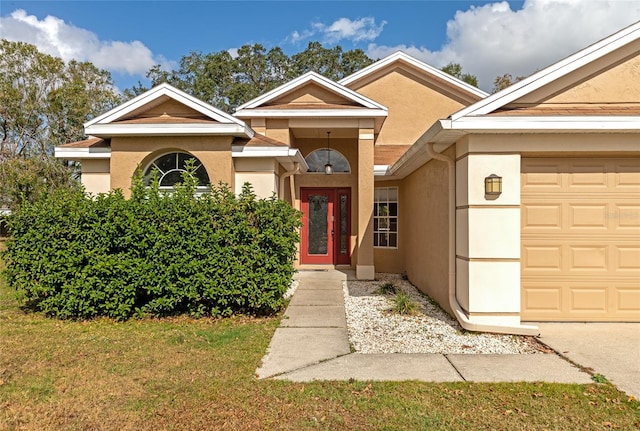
[305,149,351,173]
[143,152,210,190]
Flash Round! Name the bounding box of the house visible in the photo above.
[56,22,640,334]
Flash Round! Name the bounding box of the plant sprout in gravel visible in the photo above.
[343,273,544,355]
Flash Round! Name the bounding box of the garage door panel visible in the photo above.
[522,279,640,321]
[570,204,608,229]
[616,205,640,228]
[522,245,562,271]
[522,204,562,229]
[522,157,640,321]
[616,246,640,271]
[616,160,640,187]
[616,286,640,311]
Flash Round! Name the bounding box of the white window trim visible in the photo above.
[374,186,398,249]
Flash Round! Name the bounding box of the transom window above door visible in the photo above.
[305,149,351,173]
[143,152,210,190]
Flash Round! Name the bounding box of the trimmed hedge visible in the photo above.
[2,168,302,320]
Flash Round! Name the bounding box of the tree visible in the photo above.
[128,42,375,112]
[440,62,479,88]
[291,42,373,81]
[0,156,82,211]
[0,40,119,210]
[492,73,526,93]
[0,39,120,159]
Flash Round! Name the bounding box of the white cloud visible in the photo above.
[0,9,174,75]
[289,17,386,45]
[367,0,640,91]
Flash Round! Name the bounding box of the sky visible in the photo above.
[1,0,639,93]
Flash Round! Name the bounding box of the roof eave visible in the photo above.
[231,146,309,172]
[85,123,254,138]
[234,108,388,118]
[54,147,112,160]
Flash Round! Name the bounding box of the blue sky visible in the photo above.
[1,1,639,92]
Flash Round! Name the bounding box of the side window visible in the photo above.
[374,187,398,248]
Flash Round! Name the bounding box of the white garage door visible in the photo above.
[521,157,640,321]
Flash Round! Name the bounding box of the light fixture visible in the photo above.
[324,131,333,175]
[484,174,502,196]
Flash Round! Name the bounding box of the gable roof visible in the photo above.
[234,71,388,118]
[339,51,488,100]
[86,83,253,138]
[452,21,640,120]
[388,22,640,180]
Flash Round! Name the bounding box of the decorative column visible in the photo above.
[455,153,522,326]
[357,123,375,280]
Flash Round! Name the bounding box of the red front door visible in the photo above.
[300,188,351,265]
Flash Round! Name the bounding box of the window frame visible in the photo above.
[142,152,210,192]
[304,148,351,174]
[373,186,398,249]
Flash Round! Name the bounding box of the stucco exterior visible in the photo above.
[55,23,640,331]
[110,136,235,197]
[400,151,451,314]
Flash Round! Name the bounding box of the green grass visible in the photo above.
[1,242,639,430]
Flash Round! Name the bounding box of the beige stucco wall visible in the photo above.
[272,83,359,106]
[234,158,278,198]
[265,119,291,145]
[399,149,452,313]
[80,159,110,195]
[351,68,468,145]
[516,40,640,104]
[545,54,640,104]
[110,136,234,197]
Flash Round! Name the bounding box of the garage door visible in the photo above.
[521,157,640,321]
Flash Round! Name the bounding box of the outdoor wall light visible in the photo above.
[324,131,333,175]
[484,174,502,196]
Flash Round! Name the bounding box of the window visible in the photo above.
[374,187,398,248]
[143,152,210,191]
[305,149,351,173]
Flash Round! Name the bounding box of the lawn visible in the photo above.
[1,241,638,430]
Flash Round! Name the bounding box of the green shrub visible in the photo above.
[378,282,397,295]
[2,167,302,320]
[391,291,419,315]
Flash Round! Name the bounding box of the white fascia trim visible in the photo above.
[235,108,388,118]
[85,123,254,137]
[374,165,390,176]
[452,116,640,131]
[452,22,640,120]
[340,51,488,98]
[235,71,388,111]
[54,147,112,159]
[232,146,309,170]
[86,83,249,129]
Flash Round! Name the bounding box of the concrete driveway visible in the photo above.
[534,323,640,399]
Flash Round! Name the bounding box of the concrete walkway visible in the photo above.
[256,270,592,385]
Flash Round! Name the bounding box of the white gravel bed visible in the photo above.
[344,274,543,354]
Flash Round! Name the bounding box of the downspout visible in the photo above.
[279,162,299,204]
[426,143,538,336]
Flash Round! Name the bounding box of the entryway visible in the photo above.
[300,188,351,265]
